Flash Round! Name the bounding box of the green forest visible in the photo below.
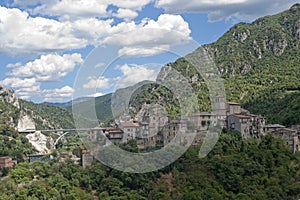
[1,130,300,200]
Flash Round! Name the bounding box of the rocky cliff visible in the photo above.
[203,3,300,78]
[0,85,74,153]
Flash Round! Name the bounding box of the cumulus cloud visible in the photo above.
[42,86,74,102]
[114,8,138,21]
[104,14,191,56]
[155,0,300,21]
[116,64,158,89]
[83,76,112,89]
[14,0,150,20]
[7,53,83,82]
[1,53,82,101]
[0,77,41,100]
[32,0,108,20]
[0,6,87,54]
[0,6,190,56]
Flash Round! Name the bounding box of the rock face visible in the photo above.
[0,87,20,109]
[203,3,300,78]
[26,131,54,154]
[17,112,36,132]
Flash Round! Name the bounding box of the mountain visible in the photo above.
[0,86,76,131]
[202,3,300,125]
[41,97,94,108]
[84,4,300,127]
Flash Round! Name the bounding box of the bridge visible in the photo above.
[18,128,105,148]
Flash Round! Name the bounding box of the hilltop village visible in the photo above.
[95,96,300,153]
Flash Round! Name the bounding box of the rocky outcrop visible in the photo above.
[26,131,54,154]
[0,87,20,109]
[17,112,36,132]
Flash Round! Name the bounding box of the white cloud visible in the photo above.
[95,63,106,68]
[104,14,191,56]
[118,46,169,57]
[0,6,190,56]
[69,18,114,45]
[0,6,87,54]
[32,0,108,20]
[87,92,105,97]
[42,86,74,102]
[114,8,138,21]
[155,0,300,21]
[15,0,151,21]
[0,77,41,100]
[83,76,112,89]
[116,64,158,88]
[0,77,38,89]
[107,0,152,10]
[1,53,82,101]
[8,53,83,82]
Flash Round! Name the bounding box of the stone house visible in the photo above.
[227,113,266,139]
[226,102,241,115]
[192,112,218,131]
[107,129,124,143]
[269,128,299,153]
[227,114,251,138]
[264,124,286,133]
[119,121,140,142]
[0,156,17,168]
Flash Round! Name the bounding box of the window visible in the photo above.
[230,123,235,129]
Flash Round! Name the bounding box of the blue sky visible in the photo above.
[0,0,298,102]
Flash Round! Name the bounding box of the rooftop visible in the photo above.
[120,122,140,127]
[265,124,285,128]
[232,114,251,119]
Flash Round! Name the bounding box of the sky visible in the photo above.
[0,0,299,103]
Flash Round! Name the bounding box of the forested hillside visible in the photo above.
[1,130,299,199]
[204,3,300,125]
[81,4,300,126]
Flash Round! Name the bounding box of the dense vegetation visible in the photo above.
[80,4,300,126]
[0,126,35,163]
[21,100,76,130]
[204,3,300,125]
[1,130,299,199]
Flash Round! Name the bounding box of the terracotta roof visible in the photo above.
[281,128,297,132]
[232,114,251,119]
[120,122,140,127]
[0,156,11,159]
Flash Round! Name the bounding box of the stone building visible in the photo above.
[269,128,300,153]
[107,129,124,143]
[227,114,251,138]
[227,113,266,139]
[119,121,140,142]
[226,102,241,115]
[0,156,17,168]
[82,153,93,168]
[264,124,286,133]
[192,112,218,131]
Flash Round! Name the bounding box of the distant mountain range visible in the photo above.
[41,97,94,108]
